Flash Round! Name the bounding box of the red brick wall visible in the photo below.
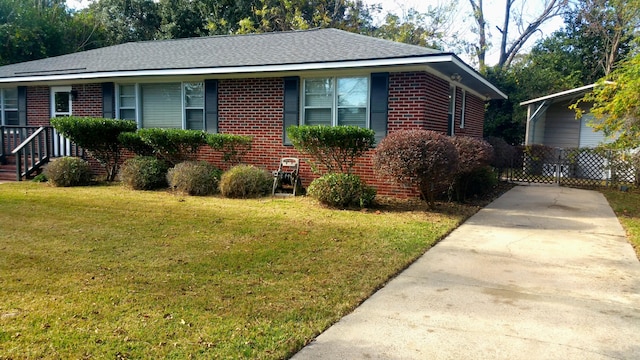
[388,72,428,131]
[24,73,487,198]
[72,84,103,117]
[26,86,50,126]
[463,92,485,138]
[26,84,103,126]
[425,74,451,134]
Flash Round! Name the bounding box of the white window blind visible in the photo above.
[141,83,182,128]
[303,76,368,127]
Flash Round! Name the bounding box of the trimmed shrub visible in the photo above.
[307,173,376,208]
[136,128,208,166]
[373,130,458,207]
[206,133,253,166]
[451,136,494,174]
[287,125,375,174]
[451,136,495,201]
[455,166,498,200]
[118,131,155,157]
[44,157,92,187]
[485,136,516,176]
[167,161,221,196]
[120,156,169,190]
[50,116,137,181]
[219,165,272,198]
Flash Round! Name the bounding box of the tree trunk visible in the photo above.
[498,0,514,67]
[469,0,486,71]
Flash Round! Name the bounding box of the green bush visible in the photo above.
[307,173,376,208]
[167,161,221,196]
[31,173,47,183]
[118,132,155,157]
[50,117,137,181]
[485,136,516,175]
[44,157,92,187]
[454,166,498,200]
[206,133,253,166]
[287,125,375,174]
[219,165,272,198]
[136,128,208,166]
[120,156,169,190]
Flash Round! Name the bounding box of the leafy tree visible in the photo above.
[86,0,161,45]
[237,0,376,34]
[575,0,639,76]
[203,0,256,35]
[0,0,102,65]
[372,4,463,51]
[157,0,207,39]
[572,52,640,149]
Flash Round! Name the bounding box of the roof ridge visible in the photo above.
[128,27,330,45]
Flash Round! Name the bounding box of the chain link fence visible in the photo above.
[506,146,638,188]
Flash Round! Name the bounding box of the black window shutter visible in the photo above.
[370,72,389,144]
[102,82,115,119]
[283,76,299,145]
[205,79,218,134]
[17,86,27,126]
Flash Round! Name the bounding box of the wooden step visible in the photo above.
[0,164,17,181]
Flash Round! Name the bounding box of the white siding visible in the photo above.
[579,114,612,147]
[543,104,580,148]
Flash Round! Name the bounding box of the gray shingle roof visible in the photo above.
[0,28,442,78]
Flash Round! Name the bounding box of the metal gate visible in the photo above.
[507,146,637,188]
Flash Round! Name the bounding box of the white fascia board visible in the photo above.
[520,83,601,106]
[0,55,456,84]
[450,56,508,100]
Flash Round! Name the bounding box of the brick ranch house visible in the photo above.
[0,28,506,196]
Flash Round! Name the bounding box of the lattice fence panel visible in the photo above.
[508,146,638,188]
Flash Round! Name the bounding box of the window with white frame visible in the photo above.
[303,76,369,128]
[119,84,136,120]
[1,88,18,126]
[117,82,204,130]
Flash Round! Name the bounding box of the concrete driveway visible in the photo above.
[292,185,640,360]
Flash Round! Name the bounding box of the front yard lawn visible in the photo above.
[602,188,640,260]
[0,183,479,359]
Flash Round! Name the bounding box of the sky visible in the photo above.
[362,0,565,66]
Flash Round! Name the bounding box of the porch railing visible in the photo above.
[1,125,83,180]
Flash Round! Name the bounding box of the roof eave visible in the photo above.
[0,54,506,100]
[519,83,608,106]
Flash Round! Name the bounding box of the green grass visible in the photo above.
[0,183,478,359]
[601,188,640,260]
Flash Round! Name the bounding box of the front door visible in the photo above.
[51,86,72,156]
